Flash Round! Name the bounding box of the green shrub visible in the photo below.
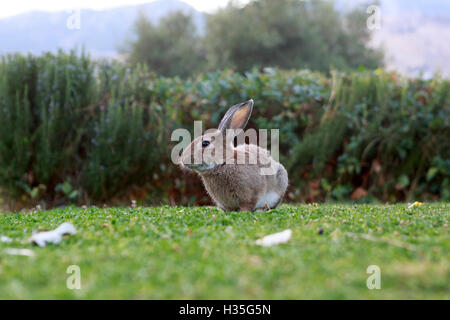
[0,51,448,209]
[288,71,450,202]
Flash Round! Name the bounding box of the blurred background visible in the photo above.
[0,0,448,210]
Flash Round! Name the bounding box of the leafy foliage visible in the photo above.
[204,0,383,73]
[126,12,204,77]
[0,52,448,209]
[124,0,383,76]
[0,52,166,208]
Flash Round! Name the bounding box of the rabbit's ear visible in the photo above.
[218,99,253,132]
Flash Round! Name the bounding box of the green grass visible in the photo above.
[0,203,448,299]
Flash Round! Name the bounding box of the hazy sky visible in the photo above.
[0,0,243,18]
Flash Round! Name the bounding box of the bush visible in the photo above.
[0,52,169,208]
[204,0,383,73]
[0,51,448,209]
[287,71,450,202]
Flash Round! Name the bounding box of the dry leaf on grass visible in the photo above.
[408,201,423,209]
[350,187,368,200]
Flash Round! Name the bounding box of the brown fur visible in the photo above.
[179,100,288,212]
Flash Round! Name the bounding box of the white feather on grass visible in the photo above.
[30,222,76,247]
[256,229,292,247]
[1,235,12,243]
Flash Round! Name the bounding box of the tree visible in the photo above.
[126,11,204,77]
[204,0,383,73]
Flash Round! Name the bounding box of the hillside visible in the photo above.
[0,0,204,58]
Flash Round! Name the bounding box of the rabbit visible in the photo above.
[178,99,288,212]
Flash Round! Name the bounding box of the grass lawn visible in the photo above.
[0,203,448,299]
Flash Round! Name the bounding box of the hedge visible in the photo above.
[0,51,448,209]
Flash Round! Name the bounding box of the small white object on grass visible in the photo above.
[1,235,12,243]
[30,222,76,247]
[5,248,35,257]
[256,229,292,247]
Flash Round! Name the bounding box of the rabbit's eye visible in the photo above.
[202,141,210,148]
